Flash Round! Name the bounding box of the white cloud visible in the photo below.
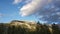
[19,0,52,17]
[13,0,22,4]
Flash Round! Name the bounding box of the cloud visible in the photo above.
[53,0,60,7]
[19,0,52,17]
[13,0,60,23]
[13,0,22,4]
[37,0,60,23]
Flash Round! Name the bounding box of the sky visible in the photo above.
[0,0,38,23]
[0,0,60,24]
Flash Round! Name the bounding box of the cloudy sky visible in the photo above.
[0,0,60,24]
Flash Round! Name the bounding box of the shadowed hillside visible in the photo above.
[0,20,60,34]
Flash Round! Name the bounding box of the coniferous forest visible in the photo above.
[0,20,60,34]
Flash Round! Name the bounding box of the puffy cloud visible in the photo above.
[13,0,22,4]
[20,0,52,17]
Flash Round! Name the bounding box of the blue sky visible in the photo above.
[0,0,38,23]
[0,0,60,24]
